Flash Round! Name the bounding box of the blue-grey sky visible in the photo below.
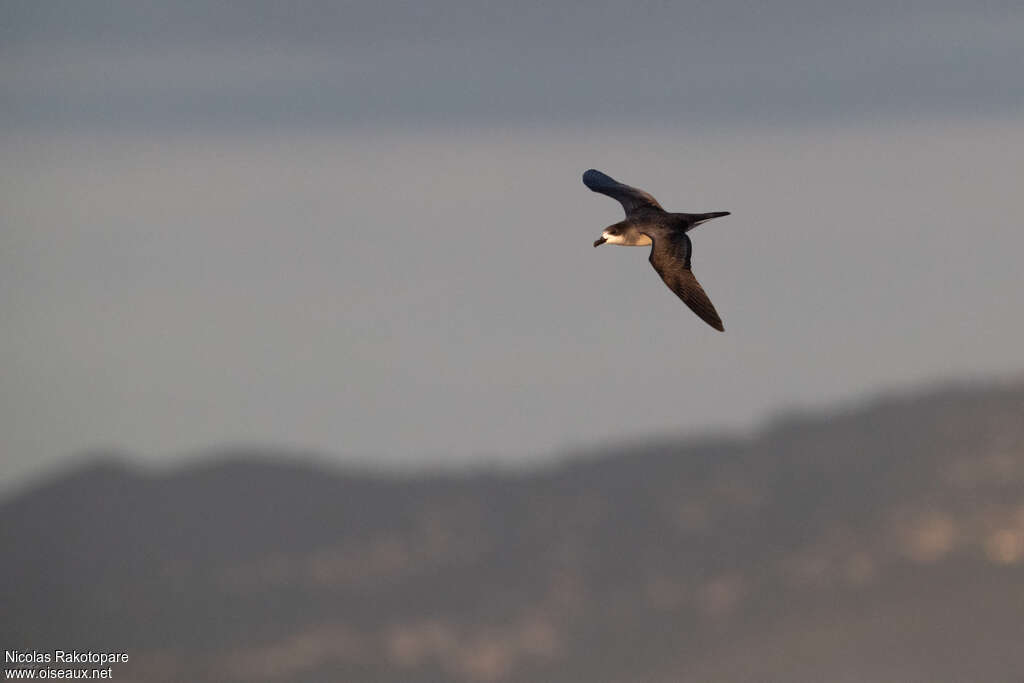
[3,1,1024,130]
[2,1,1023,491]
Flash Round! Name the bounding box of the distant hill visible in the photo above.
[3,381,1024,682]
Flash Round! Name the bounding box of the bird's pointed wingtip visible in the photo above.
[582,169,617,192]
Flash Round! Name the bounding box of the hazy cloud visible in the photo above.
[3,0,1023,130]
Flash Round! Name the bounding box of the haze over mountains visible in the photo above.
[3,380,1024,681]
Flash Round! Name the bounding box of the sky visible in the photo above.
[3,1,1024,491]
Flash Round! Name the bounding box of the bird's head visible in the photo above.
[594,223,651,247]
[593,224,620,247]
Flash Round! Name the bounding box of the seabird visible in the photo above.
[584,168,730,332]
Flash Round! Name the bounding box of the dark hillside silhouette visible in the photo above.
[3,381,1024,682]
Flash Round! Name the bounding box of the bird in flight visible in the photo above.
[583,169,730,332]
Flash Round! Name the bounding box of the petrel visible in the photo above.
[584,168,730,332]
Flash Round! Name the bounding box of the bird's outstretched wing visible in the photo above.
[647,232,724,331]
[582,169,663,216]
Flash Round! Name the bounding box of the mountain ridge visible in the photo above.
[3,379,1023,682]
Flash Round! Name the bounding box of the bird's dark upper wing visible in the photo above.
[647,232,724,331]
[582,169,663,216]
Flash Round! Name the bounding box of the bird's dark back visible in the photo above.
[627,210,689,233]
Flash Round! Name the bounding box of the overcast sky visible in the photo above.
[3,1,1023,491]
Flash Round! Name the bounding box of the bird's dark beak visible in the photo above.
[593,236,607,247]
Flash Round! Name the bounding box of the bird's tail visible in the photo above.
[687,211,731,230]
[696,211,730,222]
